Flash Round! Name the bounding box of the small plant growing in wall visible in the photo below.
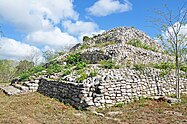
[83,36,90,42]
[89,69,98,77]
[99,59,119,69]
[134,63,146,71]
[75,61,87,70]
[77,71,87,83]
[127,39,158,52]
[66,53,82,65]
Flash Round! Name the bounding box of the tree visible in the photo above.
[42,50,57,62]
[15,60,34,75]
[26,49,41,66]
[151,4,187,99]
[0,60,16,83]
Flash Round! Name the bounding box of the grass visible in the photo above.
[0,90,187,124]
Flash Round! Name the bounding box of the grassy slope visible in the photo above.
[0,91,187,124]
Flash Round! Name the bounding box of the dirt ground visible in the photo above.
[0,90,187,124]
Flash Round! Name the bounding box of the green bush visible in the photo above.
[46,63,62,75]
[89,69,98,77]
[19,72,30,80]
[100,59,117,69]
[152,62,175,70]
[114,102,124,107]
[30,65,44,73]
[134,63,146,71]
[83,36,90,42]
[127,39,158,52]
[75,61,87,70]
[62,69,71,76]
[80,44,90,50]
[95,41,117,47]
[77,72,87,83]
[180,64,187,72]
[66,53,82,65]
[159,70,169,77]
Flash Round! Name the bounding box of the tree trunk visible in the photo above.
[175,41,180,99]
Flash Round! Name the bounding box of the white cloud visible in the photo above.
[0,0,78,32]
[87,0,132,16]
[164,22,187,39]
[78,30,105,42]
[26,27,78,51]
[62,20,99,35]
[0,37,43,61]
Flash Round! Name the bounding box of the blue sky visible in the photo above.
[0,0,186,61]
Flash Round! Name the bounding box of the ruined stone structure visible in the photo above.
[38,68,187,109]
[1,26,186,109]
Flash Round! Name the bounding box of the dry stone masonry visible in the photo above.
[80,43,174,64]
[1,26,186,109]
[37,68,187,109]
[83,27,163,52]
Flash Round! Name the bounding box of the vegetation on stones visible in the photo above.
[62,69,71,77]
[80,44,90,50]
[134,63,146,71]
[77,71,87,83]
[46,63,62,75]
[75,61,87,70]
[89,69,98,77]
[151,62,175,70]
[99,59,119,69]
[66,53,82,65]
[127,39,158,52]
[83,36,90,42]
[94,41,117,47]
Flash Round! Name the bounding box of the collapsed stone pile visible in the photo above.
[83,27,162,52]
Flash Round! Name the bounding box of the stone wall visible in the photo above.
[37,68,187,109]
[80,43,174,64]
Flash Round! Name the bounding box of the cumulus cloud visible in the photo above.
[26,27,78,51]
[62,20,99,35]
[0,0,105,61]
[163,22,187,39]
[87,0,132,16]
[0,37,43,61]
[0,0,78,32]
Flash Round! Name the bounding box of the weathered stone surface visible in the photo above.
[4,26,187,109]
[1,86,21,95]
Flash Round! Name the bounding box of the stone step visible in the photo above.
[0,85,22,95]
[23,82,39,88]
[11,84,29,92]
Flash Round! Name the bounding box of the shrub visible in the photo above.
[127,39,158,52]
[114,102,124,107]
[89,69,98,77]
[100,59,116,69]
[66,53,82,65]
[30,65,44,73]
[80,44,90,50]
[159,70,169,77]
[46,63,62,75]
[62,69,71,76]
[75,61,87,70]
[19,72,30,80]
[180,64,187,72]
[83,36,90,42]
[152,62,175,70]
[134,63,146,71]
[77,72,87,83]
[95,41,117,47]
